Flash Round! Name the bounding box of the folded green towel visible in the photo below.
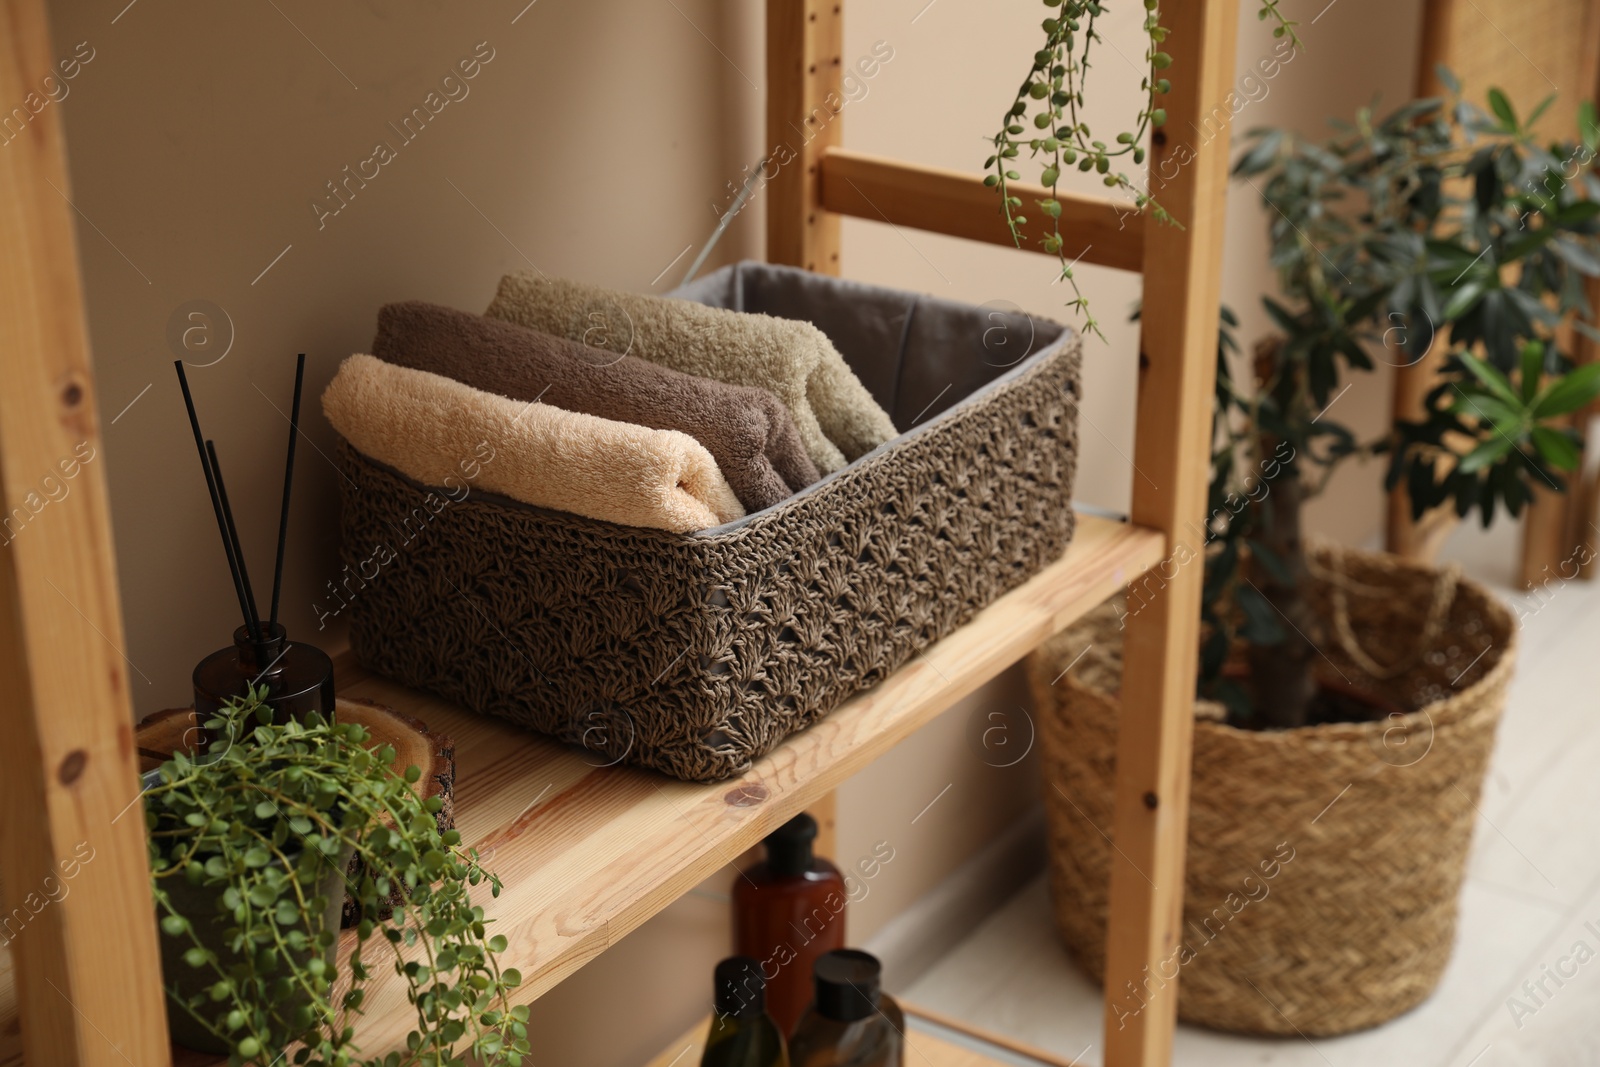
[484,271,898,474]
[323,354,745,533]
[372,301,819,513]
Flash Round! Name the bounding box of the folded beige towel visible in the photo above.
[372,300,820,512]
[322,354,745,533]
[484,272,898,474]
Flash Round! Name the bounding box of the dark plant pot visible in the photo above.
[156,842,354,1054]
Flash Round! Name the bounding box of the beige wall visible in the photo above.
[46,0,1418,1063]
[47,0,765,714]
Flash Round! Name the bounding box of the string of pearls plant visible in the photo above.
[147,691,530,1067]
[986,0,1301,338]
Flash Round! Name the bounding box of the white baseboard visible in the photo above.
[865,805,1047,989]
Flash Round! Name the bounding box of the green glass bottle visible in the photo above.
[702,956,790,1067]
[788,950,904,1067]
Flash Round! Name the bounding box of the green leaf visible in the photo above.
[1582,100,1600,153]
[1487,87,1518,132]
[1521,341,1544,402]
[1556,200,1600,226]
[1458,435,1514,474]
[1442,279,1487,319]
[1531,426,1582,470]
[1525,93,1556,131]
[1450,392,1521,431]
[1532,362,1600,417]
[1458,353,1522,409]
[1553,237,1600,276]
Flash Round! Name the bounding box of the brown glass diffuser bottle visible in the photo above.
[193,623,335,724]
[788,950,904,1067]
[734,813,848,1035]
[176,355,331,731]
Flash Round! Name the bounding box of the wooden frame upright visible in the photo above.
[767,1,1236,1064]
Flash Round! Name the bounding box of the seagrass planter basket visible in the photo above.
[1028,543,1516,1036]
[337,263,1083,781]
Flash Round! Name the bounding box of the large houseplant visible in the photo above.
[145,689,531,1066]
[1209,73,1600,727]
[1027,80,1600,1035]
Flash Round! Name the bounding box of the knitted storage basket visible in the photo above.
[338,263,1083,782]
[1028,543,1515,1036]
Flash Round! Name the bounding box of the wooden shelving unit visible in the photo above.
[0,515,1161,1067]
[0,0,1237,1065]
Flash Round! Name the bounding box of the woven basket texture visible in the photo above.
[1028,543,1516,1036]
[340,267,1082,781]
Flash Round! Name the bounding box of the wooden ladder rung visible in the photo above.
[817,146,1145,273]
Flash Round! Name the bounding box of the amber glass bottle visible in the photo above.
[734,813,847,1035]
[787,950,904,1067]
[701,956,790,1067]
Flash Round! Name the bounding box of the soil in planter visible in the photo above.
[1222,665,1402,728]
[1306,682,1398,725]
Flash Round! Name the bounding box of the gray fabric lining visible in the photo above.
[670,261,1073,534]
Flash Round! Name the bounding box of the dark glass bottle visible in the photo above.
[193,622,335,730]
[788,950,904,1067]
[701,956,790,1067]
[734,813,848,1035]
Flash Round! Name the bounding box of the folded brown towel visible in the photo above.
[484,272,899,474]
[322,354,745,533]
[371,301,819,513]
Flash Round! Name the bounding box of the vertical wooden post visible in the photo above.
[1102,0,1237,1063]
[0,4,173,1067]
[767,0,844,863]
[765,0,843,273]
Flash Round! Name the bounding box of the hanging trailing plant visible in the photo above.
[986,0,1301,336]
[146,689,530,1067]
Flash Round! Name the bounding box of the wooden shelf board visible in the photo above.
[0,513,1160,1065]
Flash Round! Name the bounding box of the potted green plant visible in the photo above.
[1026,78,1600,1035]
[145,688,530,1066]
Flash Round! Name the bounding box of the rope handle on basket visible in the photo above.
[1304,548,1461,681]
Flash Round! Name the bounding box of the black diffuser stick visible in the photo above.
[174,361,259,644]
[268,353,306,630]
[205,439,262,644]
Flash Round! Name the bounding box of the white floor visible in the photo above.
[904,519,1600,1067]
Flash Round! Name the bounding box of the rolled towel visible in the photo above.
[322,354,745,533]
[371,301,820,513]
[484,271,899,474]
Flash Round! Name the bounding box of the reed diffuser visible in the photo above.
[175,355,334,724]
